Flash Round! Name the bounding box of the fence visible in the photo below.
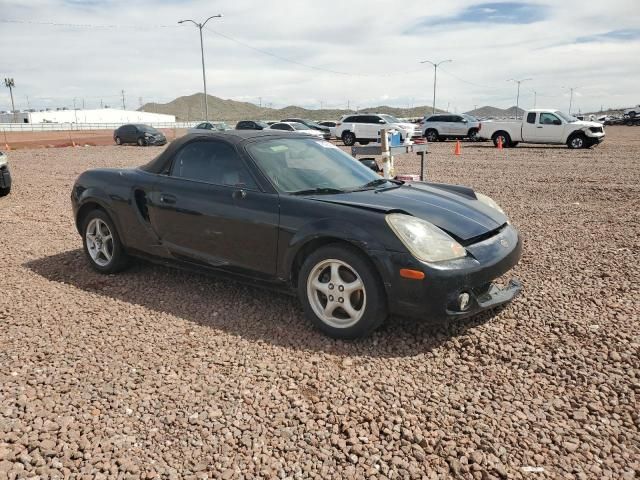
[0,121,227,132]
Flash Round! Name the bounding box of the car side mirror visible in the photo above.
[359,158,381,173]
[462,119,468,123]
[378,119,385,123]
[553,119,561,125]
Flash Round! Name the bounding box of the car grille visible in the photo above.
[589,127,603,133]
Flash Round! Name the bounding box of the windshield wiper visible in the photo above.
[289,187,346,196]
[354,178,403,191]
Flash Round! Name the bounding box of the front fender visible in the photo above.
[282,217,396,292]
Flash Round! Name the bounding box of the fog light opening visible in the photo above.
[458,292,471,311]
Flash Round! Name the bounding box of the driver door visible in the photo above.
[147,138,280,277]
[535,112,565,143]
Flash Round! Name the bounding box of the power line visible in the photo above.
[0,19,177,28]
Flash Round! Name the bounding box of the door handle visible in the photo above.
[160,193,177,204]
[537,126,543,129]
[232,190,247,200]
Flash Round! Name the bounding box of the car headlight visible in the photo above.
[0,155,7,167]
[386,213,466,263]
[475,192,504,214]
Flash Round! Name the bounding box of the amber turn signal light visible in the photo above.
[399,269,425,280]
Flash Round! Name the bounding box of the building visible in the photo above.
[0,108,175,124]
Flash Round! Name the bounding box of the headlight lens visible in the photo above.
[386,213,466,263]
[475,192,504,214]
[0,155,7,167]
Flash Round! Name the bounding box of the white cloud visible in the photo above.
[0,0,638,114]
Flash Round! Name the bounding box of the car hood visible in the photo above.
[572,120,602,128]
[310,183,508,242]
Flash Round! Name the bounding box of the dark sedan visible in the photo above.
[0,150,11,196]
[282,118,331,140]
[235,120,269,130]
[71,131,522,339]
[113,124,167,146]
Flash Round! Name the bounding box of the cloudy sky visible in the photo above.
[1,0,639,114]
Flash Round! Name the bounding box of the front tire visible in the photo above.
[567,133,587,149]
[115,136,122,145]
[341,131,356,146]
[492,131,512,148]
[137,137,147,147]
[298,244,387,339]
[0,186,10,197]
[82,209,130,274]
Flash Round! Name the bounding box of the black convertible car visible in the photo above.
[71,131,522,338]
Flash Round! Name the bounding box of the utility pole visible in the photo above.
[100,99,103,108]
[420,59,452,114]
[26,95,31,110]
[178,14,223,121]
[259,96,262,108]
[347,99,350,110]
[139,97,143,109]
[73,98,78,123]
[507,78,532,119]
[533,90,537,109]
[568,87,576,115]
[121,90,126,110]
[4,78,16,122]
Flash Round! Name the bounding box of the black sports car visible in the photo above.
[0,150,11,196]
[113,124,167,146]
[71,131,522,339]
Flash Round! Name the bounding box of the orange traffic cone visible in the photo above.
[497,136,503,150]
[4,143,10,151]
[454,140,461,156]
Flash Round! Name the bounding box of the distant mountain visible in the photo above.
[464,106,526,118]
[139,93,446,122]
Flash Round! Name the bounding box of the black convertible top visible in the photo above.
[140,130,299,174]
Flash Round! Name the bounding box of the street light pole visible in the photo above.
[4,78,16,122]
[507,78,532,119]
[420,59,452,114]
[179,14,223,121]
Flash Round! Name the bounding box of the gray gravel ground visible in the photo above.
[1,127,638,479]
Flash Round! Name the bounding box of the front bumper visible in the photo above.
[0,165,11,191]
[147,136,167,146]
[383,223,523,321]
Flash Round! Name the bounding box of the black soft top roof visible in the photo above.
[139,130,312,174]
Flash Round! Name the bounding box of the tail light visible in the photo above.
[336,122,342,126]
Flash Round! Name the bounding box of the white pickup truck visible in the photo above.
[479,109,605,149]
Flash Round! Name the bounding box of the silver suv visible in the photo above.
[421,113,481,142]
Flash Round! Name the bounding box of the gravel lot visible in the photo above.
[1,128,638,479]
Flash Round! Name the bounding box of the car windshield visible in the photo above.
[247,138,382,193]
[555,111,578,123]
[255,121,270,129]
[463,114,478,122]
[289,122,309,131]
[380,114,401,123]
[138,125,160,134]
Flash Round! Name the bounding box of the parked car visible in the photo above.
[281,118,331,139]
[421,113,481,142]
[319,121,338,138]
[335,113,422,146]
[235,120,269,130]
[268,122,325,138]
[0,151,11,196]
[71,131,522,339]
[478,109,605,149]
[623,105,639,118]
[113,124,166,146]
[188,122,229,134]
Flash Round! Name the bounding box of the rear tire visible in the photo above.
[137,137,147,147]
[81,209,130,274]
[492,131,512,148]
[342,131,356,146]
[468,129,479,141]
[115,136,122,145]
[298,243,387,339]
[0,186,10,197]
[425,129,439,142]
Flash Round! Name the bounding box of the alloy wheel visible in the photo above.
[306,258,366,329]
[85,218,114,267]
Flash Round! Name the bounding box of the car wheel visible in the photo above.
[115,136,122,145]
[628,111,636,118]
[425,129,439,142]
[0,186,10,197]
[567,133,587,149]
[510,141,519,147]
[360,140,370,145]
[468,129,479,141]
[298,244,387,339]
[137,137,147,147]
[82,209,130,274]
[342,131,356,146]
[492,131,511,148]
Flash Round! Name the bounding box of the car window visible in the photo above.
[366,116,384,124]
[426,116,439,122]
[526,112,536,124]
[247,138,380,193]
[271,123,292,131]
[170,140,257,189]
[236,121,248,129]
[539,113,560,125]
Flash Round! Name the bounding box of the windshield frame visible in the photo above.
[554,111,578,123]
[380,114,401,124]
